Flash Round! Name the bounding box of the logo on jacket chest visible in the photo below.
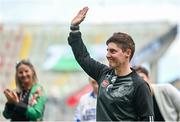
[101,75,134,99]
[101,80,109,88]
[101,75,117,92]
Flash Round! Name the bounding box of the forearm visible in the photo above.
[68,31,89,62]
[26,95,46,120]
[14,101,28,113]
[68,31,108,82]
[3,103,15,119]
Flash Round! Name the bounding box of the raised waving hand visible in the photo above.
[71,7,89,26]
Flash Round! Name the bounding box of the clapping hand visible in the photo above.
[4,89,19,104]
[71,6,89,26]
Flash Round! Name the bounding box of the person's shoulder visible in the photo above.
[155,83,173,88]
[131,71,146,85]
[34,82,44,88]
[80,91,93,100]
[31,82,45,94]
[83,91,93,97]
[153,83,179,94]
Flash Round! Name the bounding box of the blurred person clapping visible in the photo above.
[3,59,47,121]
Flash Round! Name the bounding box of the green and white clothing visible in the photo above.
[3,83,47,121]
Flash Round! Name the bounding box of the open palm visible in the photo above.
[71,7,89,26]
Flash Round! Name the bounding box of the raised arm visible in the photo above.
[68,7,108,83]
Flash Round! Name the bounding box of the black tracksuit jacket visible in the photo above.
[68,31,154,121]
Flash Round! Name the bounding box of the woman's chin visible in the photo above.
[109,64,115,68]
[20,82,30,89]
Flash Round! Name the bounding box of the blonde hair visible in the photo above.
[15,59,38,90]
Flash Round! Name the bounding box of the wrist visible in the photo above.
[70,25,79,31]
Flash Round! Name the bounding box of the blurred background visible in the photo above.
[0,0,180,121]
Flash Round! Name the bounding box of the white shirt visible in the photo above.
[74,91,97,122]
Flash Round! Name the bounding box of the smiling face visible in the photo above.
[15,60,37,90]
[106,42,130,69]
[106,32,135,62]
[16,64,34,90]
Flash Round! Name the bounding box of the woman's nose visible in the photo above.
[22,72,26,76]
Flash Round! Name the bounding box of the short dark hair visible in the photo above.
[135,66,149,78]
[106,32,135,61]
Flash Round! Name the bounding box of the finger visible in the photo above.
[4,92,13,101]
[12,92,17,99]
[4,90,8,94]
[4,88,9,91]
[83,7,89,14]
[4,89,10,94]
[12,91,18,98]
[6,92,13,98]
[12,92,19,102]
[80,7,89,16]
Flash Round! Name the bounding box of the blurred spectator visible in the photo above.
[135,66,180,121]
[74,77,98,122]
[3,59,47,121]
[171,78,180,90]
